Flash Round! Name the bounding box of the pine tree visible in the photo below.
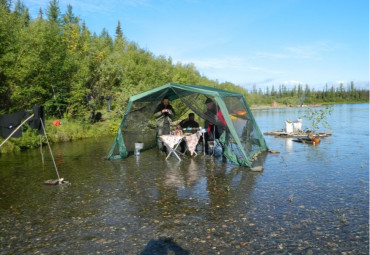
[14,0,26,16]
[38,7,43,19]
[0,0,11,11]
[47,0,60,23]
[350,81,355,99]
[63,4,78,25]
[24,8,30,26]
[81,20,87,31]
[115,20,123,38]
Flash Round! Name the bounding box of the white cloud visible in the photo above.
[242,78,275,86]
[256,41,342,60]
[332,80,369,89]
[180,56,282,74]
[354,80,370,89]
[281,80,306,85]
[334,80,348,85]
[255,52,290,59]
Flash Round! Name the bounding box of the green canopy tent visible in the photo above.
[107,83,268,167]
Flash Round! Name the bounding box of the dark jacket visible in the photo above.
[153,103,175,130]
[180,119,199,128]
[154,103,175,118]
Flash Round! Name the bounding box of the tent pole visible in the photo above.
[0,114,34,149]
[203,134,205,155]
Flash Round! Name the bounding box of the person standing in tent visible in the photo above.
[154,96,176,152]
[204,98,227,153]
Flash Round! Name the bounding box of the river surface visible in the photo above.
[0,103,368,254]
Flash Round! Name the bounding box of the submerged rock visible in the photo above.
[250,166,264,172]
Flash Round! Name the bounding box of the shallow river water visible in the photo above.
[0,103,368,254]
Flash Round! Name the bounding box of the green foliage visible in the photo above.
[14,127,41,149]
[304,106,333,132]
[0,117,120,153]
[46,0,61,23]
[0,126,41,153]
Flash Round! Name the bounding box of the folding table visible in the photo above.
[160,135,184,161]
[180,132,202,157]
[160,132,202,161]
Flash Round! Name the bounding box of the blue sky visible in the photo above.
[22,0,369,91]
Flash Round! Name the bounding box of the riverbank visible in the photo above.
[0,112,120,154]
[1,102,368,154]
[250,104,320,110]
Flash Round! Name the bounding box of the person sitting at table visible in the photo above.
[179,113,199,153]
[153,96,175,152]
[180,113,199,129]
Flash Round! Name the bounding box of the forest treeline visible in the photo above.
[248,82,369,106]
[0,0,368,119]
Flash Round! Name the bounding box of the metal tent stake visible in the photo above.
[40,118,61,182]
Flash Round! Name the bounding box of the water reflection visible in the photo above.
[117,151,262,223]
[164,162,183,188]
[285,138,293,153]
[183,159,200,187]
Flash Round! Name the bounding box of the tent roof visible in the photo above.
[131,83,242,102]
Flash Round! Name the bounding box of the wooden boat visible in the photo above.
[293,138,314,144]
[293,137,321,145]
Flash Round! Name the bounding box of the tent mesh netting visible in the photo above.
[107,83,268,167]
